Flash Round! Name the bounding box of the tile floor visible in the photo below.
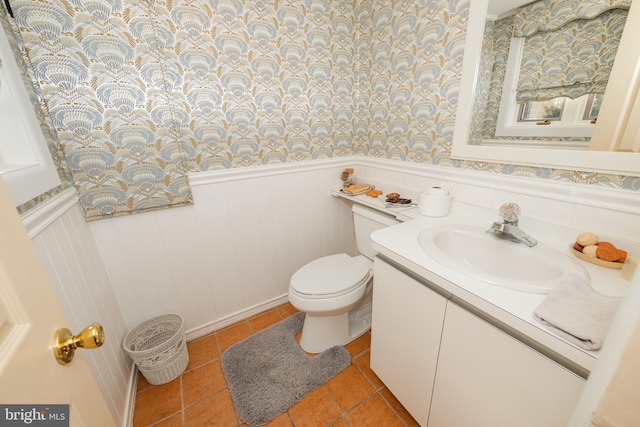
[132,303,419,426]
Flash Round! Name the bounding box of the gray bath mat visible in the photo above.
[221,312,351,426]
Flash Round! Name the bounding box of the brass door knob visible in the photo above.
[53,323,105,365]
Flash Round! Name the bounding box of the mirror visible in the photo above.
[452,0,640,176]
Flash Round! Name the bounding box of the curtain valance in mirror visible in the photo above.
[515,7,628,103]
[513,0,631,37]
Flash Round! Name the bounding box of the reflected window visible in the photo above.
[518,98,564,122]
[496,87,599,138]
[515,94,602,125]
[583,94,603,121]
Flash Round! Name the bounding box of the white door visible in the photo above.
[0,178,114,426]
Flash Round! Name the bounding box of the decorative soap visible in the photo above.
[582,245,598,257]
[576,232,598,246]
[618,249,628,263]
[596,242,622,262]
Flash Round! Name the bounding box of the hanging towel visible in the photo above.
[533,274,622,350]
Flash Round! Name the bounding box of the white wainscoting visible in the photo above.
[19,158,640,427]
[88,157,640,343]
[23,156,640,425]
[353,158,640,242]
[23,188,134,427]
[89,159,358,339]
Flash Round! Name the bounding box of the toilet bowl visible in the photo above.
[288,204,399,353]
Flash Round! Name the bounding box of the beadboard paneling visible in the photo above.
[30,202,132,426]
[89,163,356,338]
[88,157,640,343]
[353,158,640,243]
[21,157,639,427]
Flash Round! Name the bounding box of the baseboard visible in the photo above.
[185,294,290,341]
[122,361,138,427]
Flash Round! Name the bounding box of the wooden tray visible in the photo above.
[571,247,624,269]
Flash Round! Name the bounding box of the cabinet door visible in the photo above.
[371,258,448,427]
[429,302,585,427]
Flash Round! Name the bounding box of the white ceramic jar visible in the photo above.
[418,184,451,217]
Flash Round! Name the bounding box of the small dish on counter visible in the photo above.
[340,183,373,196]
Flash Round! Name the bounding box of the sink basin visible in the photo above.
[417,224,589,293]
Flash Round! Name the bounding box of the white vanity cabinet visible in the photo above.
[428,302,585,427]
[371,257,586,427]
[370,257,447,427]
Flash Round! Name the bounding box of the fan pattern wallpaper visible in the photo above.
[4,0,635,220]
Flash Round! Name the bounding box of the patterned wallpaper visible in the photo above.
[468,17,496,146]
[4,0,638,220]
[355,0,467,164]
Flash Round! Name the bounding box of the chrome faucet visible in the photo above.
[487,203,538,247]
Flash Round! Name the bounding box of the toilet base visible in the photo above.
[299,313,350,353]
[298,291,373,354]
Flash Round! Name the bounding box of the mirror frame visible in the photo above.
[451,0,640,176]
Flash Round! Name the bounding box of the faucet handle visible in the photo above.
[499,203,521,225]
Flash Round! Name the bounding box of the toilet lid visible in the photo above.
[291,253,371,297]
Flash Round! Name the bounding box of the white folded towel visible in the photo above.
[533,274,622,350]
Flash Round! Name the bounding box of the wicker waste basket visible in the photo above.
[123,313,189,385]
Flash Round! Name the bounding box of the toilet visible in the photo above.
[288,204,400,353]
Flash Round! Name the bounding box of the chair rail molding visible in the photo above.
[21,187,79,238]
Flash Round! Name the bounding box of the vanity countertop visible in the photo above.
[369,207,634,374]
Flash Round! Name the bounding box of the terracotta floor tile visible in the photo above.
[184,390,237,426]
[185,334,219,371]
[153,412,183,427]
[276,302,298,318]
[182,361,227,407]
[133,307,419,427]
[380,387,420,427]
[254,411,293,426]
[345,393,405,427]
[328,417,349,427]
[136,372,153,393]
[288,387,341,427]
[353,350,384,389]
[217,321,252,353]
[132,378,182,427]
[345,332,371,358]
[249,309,283,333]
[326,364,375,412]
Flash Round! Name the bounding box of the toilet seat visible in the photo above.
[290,253,371,299]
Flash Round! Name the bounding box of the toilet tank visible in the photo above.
[352,204,400,260]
